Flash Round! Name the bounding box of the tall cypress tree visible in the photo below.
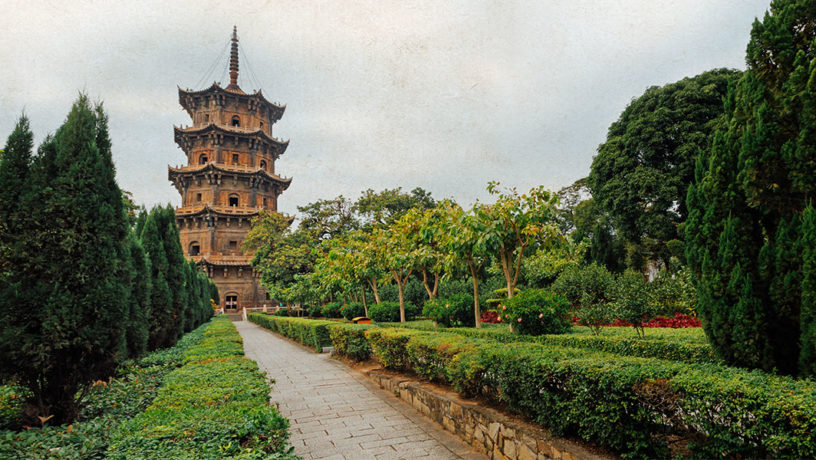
[141,210,173,350]
[800,206,816,376]
[0,96,132,422]
[686,0,816,375]
[125,233,151,357]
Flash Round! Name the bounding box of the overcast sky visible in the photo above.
[0,0,771,215]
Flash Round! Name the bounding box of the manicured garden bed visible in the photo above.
[250,313,816,459]
[1,316,295,459]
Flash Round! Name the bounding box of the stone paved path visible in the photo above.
[236,320,486,460]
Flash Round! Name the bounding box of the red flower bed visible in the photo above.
[572,313,701,328]
[480,310,501,323]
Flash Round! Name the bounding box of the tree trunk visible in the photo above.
[500,248,515,298]
[368,277,381,304]
[395,273,406,322]
[470,261,482,328]
[421,267,438,300]
[361,285,369,317]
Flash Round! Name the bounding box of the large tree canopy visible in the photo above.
[686,0,816,376]
[589,68,741,269]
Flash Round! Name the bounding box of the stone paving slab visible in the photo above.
[236,320,486,460]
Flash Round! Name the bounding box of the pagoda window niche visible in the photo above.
[259,160,267,170]
[231,115,241,127]
[228,194,239,207]
[204,114,210,123]
[232,153,239,165]
[259,121,264,131]
[189,241,201,256]
[199,154,208,164]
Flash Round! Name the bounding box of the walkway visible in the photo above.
[235,321,486,460]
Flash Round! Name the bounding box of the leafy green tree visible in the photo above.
[613,271,657,338]
[441,203,490,327]
[0,97,132,423]
[297,195,358,240]
[245,211,316,301]
[478,182,560,298]
[354,186,435,227]
[590,68,741,270]
[686,0,816,375]
[375,225,418,322]
[0,116,33,275]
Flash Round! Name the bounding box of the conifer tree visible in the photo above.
[800,206,816,376]
[141,210,174,349]
[1,96,132,422]
[686,0,816,375]
[126,233,151,357]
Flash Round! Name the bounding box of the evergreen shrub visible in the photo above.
[339,302,365,320]
[369,301,419,322]
[501,289,572,335]
[320,302,343,319]
[422,293,475,327]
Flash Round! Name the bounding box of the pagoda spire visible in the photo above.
[227,26,240,91]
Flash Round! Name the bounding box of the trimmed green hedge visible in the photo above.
[363,327,816,458]
[249,313,334,351]
[107,316,294,459]
[379,321,718,364]
[248,313,373,362]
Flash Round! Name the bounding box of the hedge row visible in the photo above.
[0,320,211,458]
[253,316,816,458]
[249,313,335,351]
[361,327,816,458]
[379,321,717,364]
[107,316,294,459]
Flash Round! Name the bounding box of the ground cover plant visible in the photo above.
[107,316,294,459]
[0,320,209,458]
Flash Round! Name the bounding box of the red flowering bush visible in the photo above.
[480,310,501,324]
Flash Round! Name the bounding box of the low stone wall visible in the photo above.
[365,369,609,460]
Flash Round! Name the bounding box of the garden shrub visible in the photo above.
[340,302,365,320]
[306,304,322,317]
[0,385,28,430]
[614,270,659,337]
[321,302,344,319]
[107,316,293,458]
[368,301,419,323]
[422,293,475,327]
[501,289,572,335]
[273,307,290,317]
[650,268,697,317]
[328,324,372,361]
[0,320,214,458]
[248,314,333,351]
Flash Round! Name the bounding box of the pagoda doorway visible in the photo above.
[225,294,238,312]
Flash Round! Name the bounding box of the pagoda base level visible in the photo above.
[207,268,272,311]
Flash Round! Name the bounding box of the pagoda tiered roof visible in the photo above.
[168,162,292,189]
[175,203,262,219]
[191,254,253,267]
[174,123,289,158]
[178,83,286,122]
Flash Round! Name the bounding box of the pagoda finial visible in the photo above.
[227,26,240,90]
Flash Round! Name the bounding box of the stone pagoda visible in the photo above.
[169,27,291,312]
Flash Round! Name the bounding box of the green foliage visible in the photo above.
[368,301,419,323]
[320,302,344,319]
[551,264,616,334]
[650,268,697,317]
[0,321,208,458]
[353,186,435,227]
[0,98,135,423]
[328,324,373,362]
[362,325,816,458]
[108,317,293,458]
[422,293,475,327]
[590,68,741,269]
[613,271,658,338]
[500,289,572,335]
[248,314,333,352]
[0,386,28,430]
[339,302,365,320]
[685,1,816,375]
[273,307,291,317]
[306,304,323,317]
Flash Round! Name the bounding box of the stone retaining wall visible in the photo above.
[365,369,610,460]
